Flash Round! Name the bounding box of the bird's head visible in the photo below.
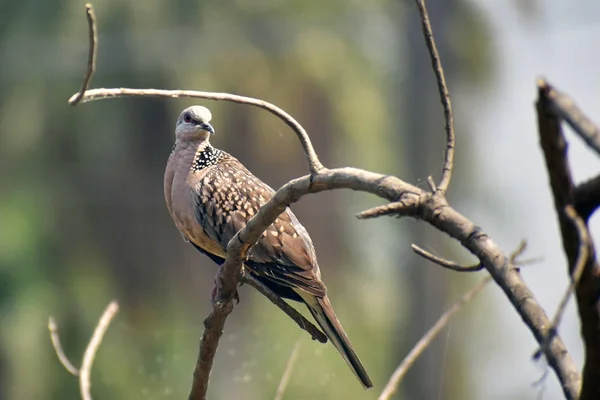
[175,105,215,141]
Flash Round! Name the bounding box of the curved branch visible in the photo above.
[66,5,580,399]
[48,317,80,376]
[540,80,600,157]
[415,0,455,194]
[379,240,529,400]
[68,88,324,174]
[70,4,97,106]
[380,275,492,400]
[411,244,483,272]
[66,88,580,400]
[49,301,120,400]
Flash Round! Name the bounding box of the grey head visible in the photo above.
[174,105,215,141]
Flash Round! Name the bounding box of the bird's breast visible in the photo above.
[166,144,227,259]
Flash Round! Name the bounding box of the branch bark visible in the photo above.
[537,79,600,400]
[65,3,583,399]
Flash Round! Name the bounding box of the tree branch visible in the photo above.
[273,340,302,400]
[49,301,120,400]
[380,275,490,400]
[66,4,582,399]
[69,88,323,174]
[48,318,80,376]
[540,79,600,157]
[411,244,483,272]
[415,0,455,194]
[67,54,581,400]
[537,79,600,400]
[70,3,97,106]
[379,241,529,400]
[534,206,590,359]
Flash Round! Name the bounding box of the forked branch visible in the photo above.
[65,3,581,400]
[49,301,120,400]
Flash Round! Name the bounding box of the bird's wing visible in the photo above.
[192,156,326,297]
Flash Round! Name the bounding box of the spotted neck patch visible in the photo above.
[192,145,223,172]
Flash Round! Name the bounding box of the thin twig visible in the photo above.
[242,274,327,343]
[69,88,323,173]
[48,317,80,376]
[70,4,97,106]
[273,340,302,400]
[356,197,421,220]
[80,301,119,400]
[411,244,483,272]
[379,240,528,400]
[66,8,582,396]
[534,206,590,359]
[415,0,455,194]
[541,80,600,157]
[379,275,491,400]
[48,301,119,400]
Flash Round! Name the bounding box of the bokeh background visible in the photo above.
[1,0,600,399]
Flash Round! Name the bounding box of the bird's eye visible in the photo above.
[183,113,192,123]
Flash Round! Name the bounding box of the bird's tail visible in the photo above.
[298,291,373,389]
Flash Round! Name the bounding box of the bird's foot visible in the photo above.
[211,266,241,306]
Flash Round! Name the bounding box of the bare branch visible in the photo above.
[356,197,421,220]
[534,206,590,358]
[537,79,600,399]
[69,4,97,106]
[379,275,491,400]
[66,7,582,398]
[48,301,119,400]
[411,244,483,272]
[189,302,231,400]
[80,301,119,400]
[540,80,600,157]
[273,340,302,400]
[69,88,323,174]
[65,87,582,400]
[242,274,327,343]
[415,0,455,194]
[380,241,528,400]
[48,317,80,376]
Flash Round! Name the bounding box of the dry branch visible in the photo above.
[70,3,97,106]
[273,340,302,400]
[49,301,120,400]
[380,276,490,400]
[534,206,590,359]
[410,244,483,272]
[65,3,582,400]
[69,88,323,174]
[537,79,600,400]
[415,0,455,194]
[541,80,600,157]
[380,241,528,400]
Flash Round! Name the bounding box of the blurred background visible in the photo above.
[1,0,600,399]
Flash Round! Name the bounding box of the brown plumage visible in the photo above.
[164,105,372,389]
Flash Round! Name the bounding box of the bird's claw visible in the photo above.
[211,266,241,306]
[210,285,240,306]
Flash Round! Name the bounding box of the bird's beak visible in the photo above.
[200,122,215,135]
